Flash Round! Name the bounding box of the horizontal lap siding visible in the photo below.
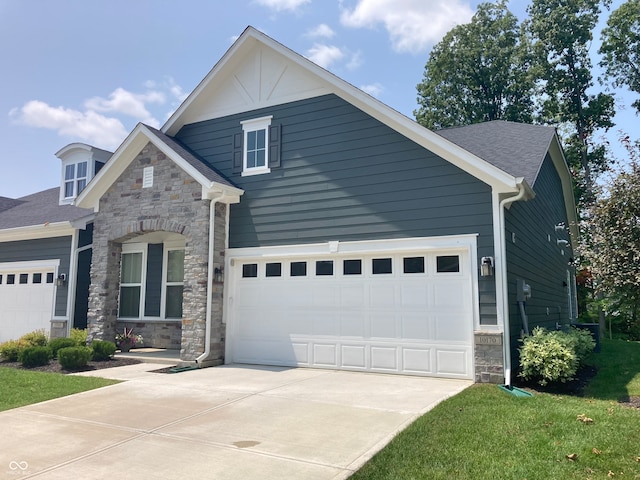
[176,94,497,324]
[505,155,573,357]
[0,236,72,317]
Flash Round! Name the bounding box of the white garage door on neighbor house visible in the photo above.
[225,237,477,379]
[0,261,58,343]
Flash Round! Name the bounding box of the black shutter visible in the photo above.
[268,124,281,168]
[232,132,243,174]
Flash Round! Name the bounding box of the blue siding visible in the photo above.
[505,155,574,359]
[176,94,497,324]
[0,236,72,316]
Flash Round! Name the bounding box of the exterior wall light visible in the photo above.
[214,267,224,283]
[56,273,67,287]
[480,256,494,277]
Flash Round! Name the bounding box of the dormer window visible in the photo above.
[64,161,88,199]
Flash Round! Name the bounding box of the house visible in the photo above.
[1,27,578,384]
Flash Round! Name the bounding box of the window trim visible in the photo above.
[240,116,272,176]
[60,159,92,203]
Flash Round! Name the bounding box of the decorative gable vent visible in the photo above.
[143,167,154,188]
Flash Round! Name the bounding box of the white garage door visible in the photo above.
[226,244,475,379]
[0,262,57,343]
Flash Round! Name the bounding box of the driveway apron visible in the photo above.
[0,364,470,479]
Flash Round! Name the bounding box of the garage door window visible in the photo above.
[119,252,143,318]
[315,260,333,276]
[343,259,362,275]
[266,262,281,277]
[242,264,258,278]
[291,262,307,277]
[19,274,28,284]
[372,258,392,274]
[46,273,54,284]
[403,257,425,274]
[436,255,460,273]
[33,273,42,284]
[7,274,15,285]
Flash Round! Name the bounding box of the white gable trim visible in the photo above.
[163,26,520,194]
[75,124,243,212]
[0,221,80,243]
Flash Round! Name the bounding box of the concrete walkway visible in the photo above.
[0,364,471,479]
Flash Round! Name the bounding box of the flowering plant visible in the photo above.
[115,328,143,348]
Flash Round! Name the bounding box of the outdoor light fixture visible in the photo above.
[214,267,224,283]
[480,256,494,277]
[56,273,67,287]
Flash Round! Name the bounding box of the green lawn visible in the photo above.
[0,367,119,411]
[351,339,640,480]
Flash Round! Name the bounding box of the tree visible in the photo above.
[599,0,640,113]
[414,1,536,130]
[585,138,640,338]
[527,0,615,206]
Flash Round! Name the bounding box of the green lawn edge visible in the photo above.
[0,367,120,412]
[350,339,640,480]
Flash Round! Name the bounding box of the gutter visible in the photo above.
[498,182,527,387]
[196,192,225,366]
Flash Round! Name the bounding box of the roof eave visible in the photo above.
[0,221,81,243]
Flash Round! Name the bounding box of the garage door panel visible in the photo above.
[229,247,474,379]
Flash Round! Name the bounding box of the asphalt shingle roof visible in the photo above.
[0,188,92,230]
[436,120,557,186]
[145,126,238,189]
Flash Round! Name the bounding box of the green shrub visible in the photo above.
[519,327,579,386]
[19,346,52,368]
[0,340,28,362]
[91,340,116,361]
[19,329,48,347]
[57,346,92,370]
[70,328,87,346]
[567,327,596,360]
[48,338,79,358]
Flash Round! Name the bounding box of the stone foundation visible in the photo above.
[474,331,504,383]
[115,320,182,349]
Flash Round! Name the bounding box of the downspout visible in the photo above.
[196,192,225,365]
[499,182,527,387]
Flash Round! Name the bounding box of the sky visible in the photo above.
[0,0,635,199]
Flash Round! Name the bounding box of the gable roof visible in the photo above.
[162,26,524,195]
[436,121,557,186]
[0,187,93,241]
[76,123,243,211]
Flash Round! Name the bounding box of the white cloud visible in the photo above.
[340,0,474,54]
[306,23,336,39]
[10,100,128,149]
[85,87,163,127]
[361,83,384,97]
[254,0,310,12]
[306,44,346,69]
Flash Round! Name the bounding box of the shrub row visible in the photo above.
[519,326,596,386]
[0,329,116,370]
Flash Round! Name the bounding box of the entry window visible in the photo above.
[316,260,333,276]
[119,252,143,317]
[290,261,307,277]
[436,255,460,273]
[165,249,185,319]
[343,259,362,275]
[33,273,42,284]
[403,257,425,274]
[242,264,258,278]
[19,274,28,284]
[372,258,392,274]
[266,262,282,277]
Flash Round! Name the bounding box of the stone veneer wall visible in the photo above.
[87,141,226,363]
[474,331,504,383]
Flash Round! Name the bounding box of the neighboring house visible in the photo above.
[0,143,110,343]
[4,27,578,384]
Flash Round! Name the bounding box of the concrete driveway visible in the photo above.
[0,364,470,479]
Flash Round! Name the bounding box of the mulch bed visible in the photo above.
[0,357,142,374]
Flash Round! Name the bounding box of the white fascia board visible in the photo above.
[0,222,77,243]
[227,234,479,260]
[549,136,579,242]
[163,27,520,194]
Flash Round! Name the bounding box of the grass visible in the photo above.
[351,339,640,480]
[0,367,119,412]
